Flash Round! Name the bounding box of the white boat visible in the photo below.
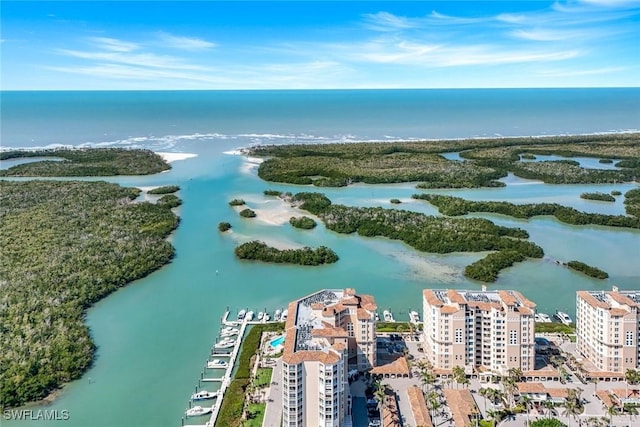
[409,310,420,324]
[237,309,246,321]
[257,312,264,321]
[274,309,282,321]
[539,313,552,323]
[191,390,219,401]
[383,310,394,322]
[214,338,235,349]
[281,309,288,321]
[221,328,239,337]
[263,313,270,322]
[375,312,380,321]
[207,359,228,369]
[245,311,254,321]
[554,311,573,325]
[185,405,213,417]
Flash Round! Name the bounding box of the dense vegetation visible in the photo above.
[0,180,179,408]
[218,222,232,232]
[239,208,256,218]
[580,192,616,202]
[290,192,543,281]
[534,323,575,334]
[611,190,622,196]
[289,216,317,229]
[156,194,182,208]
[567,261,609,279]
[412,194,640,229]
[229,199,246,206]
[147,185,179,194]
[249,134,639,188]
[234,241,338,265]
[390,199,402,204]
[215,323,284,427]
[263,189,281,196]
[0,148,170,176]
[624,188,640,217]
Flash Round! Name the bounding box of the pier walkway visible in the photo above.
[182,309,248,427]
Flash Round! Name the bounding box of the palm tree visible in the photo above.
[373,380,386,413]
[427,391,441,422]
[503,375,518,408]
[542,400,555,419]
[521,395,533,426]
[486,409,500,427]
[452,365,467,389]
[417,360,436,394]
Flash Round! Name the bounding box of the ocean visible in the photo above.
[1,88,639,427]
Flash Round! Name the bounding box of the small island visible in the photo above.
[390,198,402,204]
[624,188,640,217]
[290,192,543,282]
[289,216,317,229]
[229,198,246,206]
[412,193,640,229]
[0,148,170,176]
[580,192,616,202]
[218,222,232,232]
[148,185,180,194]
[157,194,182,208]
[567,260,609,279]
[599,159,614,164]
[234,241,339,265]
[263,189,282,196]
[239,208,257,218]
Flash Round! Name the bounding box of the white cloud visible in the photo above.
[536,66,628,77]
[156,32,216,51]
[88,37,139,52]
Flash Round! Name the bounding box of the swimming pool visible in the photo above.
[270,335,285,347]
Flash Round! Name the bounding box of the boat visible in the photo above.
[237,309,246,321]
[257,312,264,321]
[281,309,288,321]
[214,338,235,349]
[207,359,228,369]
[191,390,219,401]
[274,309,282,321]
[383,310,394,322]
[409,310,420,324]
[185,405,213,417]
[375,312,380,321]
[554,310,573,325]
[245,311,254,321]
[221,327,239,337]
[263,313,270,322]
[535,312,552,323]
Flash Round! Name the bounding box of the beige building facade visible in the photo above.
[422,289,536,376]
[576,287,640,373]
[281,288,377,427]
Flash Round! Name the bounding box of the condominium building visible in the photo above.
[281,288,377,427]
[576,286,640,373]
[422,289,536,376]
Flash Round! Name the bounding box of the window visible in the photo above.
[626,331,634,346]
[509,330,518,345]
[455,328,463,343]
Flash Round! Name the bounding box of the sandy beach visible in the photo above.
[156,152,198,163]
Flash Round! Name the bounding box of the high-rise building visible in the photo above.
[281,288,377,427]
[576,287,640,373]
[422,289,536,376]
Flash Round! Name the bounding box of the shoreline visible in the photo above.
[156,152,198,163]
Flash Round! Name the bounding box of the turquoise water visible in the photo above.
[270,336,285,347]
[1,89,639,427]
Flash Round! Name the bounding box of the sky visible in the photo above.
[1,1,639,90]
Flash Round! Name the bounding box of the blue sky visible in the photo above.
[1,1,639,89]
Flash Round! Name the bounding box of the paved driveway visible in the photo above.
[263,359,282,427]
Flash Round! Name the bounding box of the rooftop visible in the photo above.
[424,289,536,314]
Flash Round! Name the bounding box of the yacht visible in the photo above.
[281,309,288,321]
[554,311,573,325]
[214,338,235,349]
[221,328,239,338]
[237,309,246,321]
[383,310,395,322]
[191,390,219,401]
[207,359,228,369]
[274,309,282,321]
[185,406,213,417]
[245,311,254,321]
[375,312,380,322]
[257,312,264,321]
[263,313,270,322]
[409,310,420,324]
[535,312,552,323]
